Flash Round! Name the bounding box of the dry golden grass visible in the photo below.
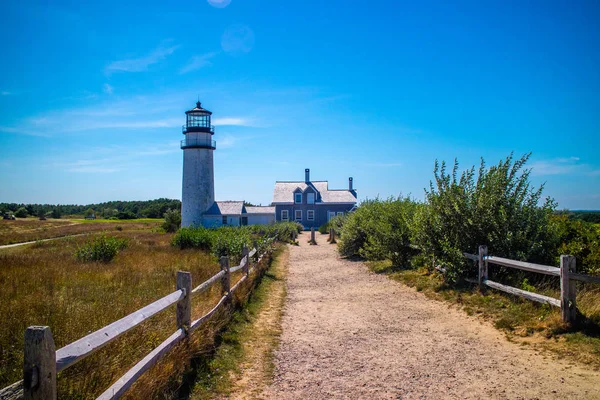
[0,218,162,245]
[0,228,271,399]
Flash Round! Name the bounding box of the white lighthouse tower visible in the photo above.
[181,101,216,227]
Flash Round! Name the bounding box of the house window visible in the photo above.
[222,216,227,225]
[328,211,336,221]
[307,193,315,204]
[307,210,315,221]
[337,212,344,216]
[295,193,302,204]
[295,210,302,221]
[281,210,289,221]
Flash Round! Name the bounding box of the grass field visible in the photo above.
[0,218,161,245]
[0,219,273,399]
[368,260,600,369]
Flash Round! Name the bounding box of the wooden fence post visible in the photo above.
[220,256,230,296]
[329,228,336,244]
[242,246,249,276]
[24,326,56,400]
[310,227,316,244]
[176,271,192,332]
[478,245,488,289]
[560,255,577,324]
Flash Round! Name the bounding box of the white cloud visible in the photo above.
[106,43,180,73]
[530,156,600,177]
[103,83,114,95]
[530,157,580,176]
[207,0,231,8]
[213,117,254,126]
[180,52,219,74]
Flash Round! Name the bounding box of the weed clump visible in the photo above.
[75,235,128,262]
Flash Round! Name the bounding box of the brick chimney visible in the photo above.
[349,177,353,191]
[305,168,310,183]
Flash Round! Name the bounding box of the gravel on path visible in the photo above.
[262,232,600,400]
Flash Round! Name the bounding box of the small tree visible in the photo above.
[162,209,181,233]
[14,207,28,218]
[84,208,96,218]
[51,208,61,219]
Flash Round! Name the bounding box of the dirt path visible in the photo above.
[261,232,600,399]
[0,233,86,250]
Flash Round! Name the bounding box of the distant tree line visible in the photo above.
[1,198,181,219]
[556,210,600,224]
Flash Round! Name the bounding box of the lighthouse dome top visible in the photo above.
[185,100,212,115]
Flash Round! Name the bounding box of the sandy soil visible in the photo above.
[261,232,600,400]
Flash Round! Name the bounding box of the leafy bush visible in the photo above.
[14,207,28,218]
[338,197,418,266]
[171,227,215,250]
[116,211,136,220]
[172,222,300,262]
[162,209,181,233]
[75,235,128,263]
[553,215,600,275]
[318,223,329,234]
[412,153,556,282]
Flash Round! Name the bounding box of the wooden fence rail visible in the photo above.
[0,238,275,400]
[463,245,600,324]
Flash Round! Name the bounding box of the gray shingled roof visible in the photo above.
[245,206,275,214]
[205,201,244,215]
[272,181,357,204]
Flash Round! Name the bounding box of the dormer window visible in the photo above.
[307,193,315,204]
[295,193,302,203]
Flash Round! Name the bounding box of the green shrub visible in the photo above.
[412,153,556,282]
[318,223,329,234]
[338,196,417,267]
[553,215,600,275]
[75,235,128,263]
[171,227,214,250]
[161,209,181,233]
[116,211,136,220]
[14,207,28,218]
[172,222,300,261]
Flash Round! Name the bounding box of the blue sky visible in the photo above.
[0,0,599,209]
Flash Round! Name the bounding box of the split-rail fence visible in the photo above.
[0,239,274,400]
[463,245,600,324]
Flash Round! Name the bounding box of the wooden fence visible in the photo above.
[464,245,600,324]
[0,239,274,400]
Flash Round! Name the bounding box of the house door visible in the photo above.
[328,211,336,221]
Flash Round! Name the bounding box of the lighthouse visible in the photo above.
[181,101,216,227]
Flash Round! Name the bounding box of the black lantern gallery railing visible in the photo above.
[180,138,216,150]
[182,124,215,134]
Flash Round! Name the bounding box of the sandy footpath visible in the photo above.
[261,232,600,400]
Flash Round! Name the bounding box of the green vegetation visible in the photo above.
[0,221,288,398]
[189,246,287,399]
[338,197,417,267]
[172,222,301,262]
[335,153,600,365]
[75,235,129,262]
[14,207,28,218]
[318,214,346,235]
[0,198,181,219]
[162,209,182,233]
